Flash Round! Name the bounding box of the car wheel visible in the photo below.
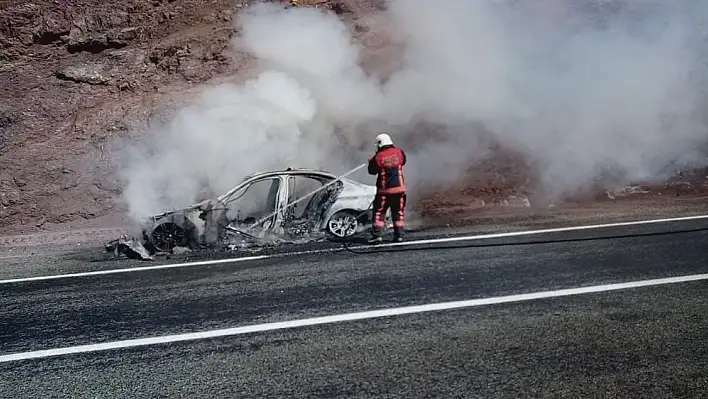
[150,221,188,252]
[326,210,360,238]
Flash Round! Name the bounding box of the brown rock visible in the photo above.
[0,179,21,206]
[12,177,27,187]
[56,63,111,85]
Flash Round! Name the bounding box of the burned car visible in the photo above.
[138,168,386,253]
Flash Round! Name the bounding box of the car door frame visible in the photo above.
[283,173,343,226]
[269,174,291,235]
[222,174,290,235]
[283,174,326,216]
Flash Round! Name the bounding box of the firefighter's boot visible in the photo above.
[393,227,404,242]
[368,227,384,244]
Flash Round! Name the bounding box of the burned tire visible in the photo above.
[326,210,361,239]
[150,221,189,252]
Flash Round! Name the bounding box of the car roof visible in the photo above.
[218,168,344,201]
[240,168,339,181]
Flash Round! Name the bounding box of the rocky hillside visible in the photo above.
[0,0,381,233]
[1,0,707,235]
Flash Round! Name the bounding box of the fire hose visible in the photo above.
[340,222,708,254]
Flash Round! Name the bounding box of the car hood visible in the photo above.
[340,179,376,196]
[147,198,214,221]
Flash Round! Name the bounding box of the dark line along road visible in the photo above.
[1,219,707,397]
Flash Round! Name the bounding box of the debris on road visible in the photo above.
[172,246,191,255]
[105,235,154,261]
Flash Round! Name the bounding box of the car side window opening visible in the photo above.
[286,175,327,220]
[224,178,280,224]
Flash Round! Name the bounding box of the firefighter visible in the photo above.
[367,132,407,243]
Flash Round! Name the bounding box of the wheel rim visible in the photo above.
[328,214,358,238]
[151,222,186,252]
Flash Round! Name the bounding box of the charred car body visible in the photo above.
[137,168,385,253]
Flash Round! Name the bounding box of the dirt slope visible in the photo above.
[0,0,400,235]
[0,0,248,230]
[1,0,707,237]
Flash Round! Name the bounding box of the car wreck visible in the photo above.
[108,168,387,259]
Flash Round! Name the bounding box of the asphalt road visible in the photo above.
[1,218,708,398]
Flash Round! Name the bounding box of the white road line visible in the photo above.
[1,213,707,285]
[382,213,708,247]
[0,248,341,285]
[2,272,707,363]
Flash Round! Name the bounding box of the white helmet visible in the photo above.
[375,133,393,149]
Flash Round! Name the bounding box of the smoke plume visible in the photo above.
[116,0,708,221]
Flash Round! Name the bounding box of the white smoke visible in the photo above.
[118,70,326,219]
[116,0,708,221]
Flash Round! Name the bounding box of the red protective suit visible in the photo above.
[368,145,407,241]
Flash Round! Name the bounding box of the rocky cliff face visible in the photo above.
[0,0,394,234]
[0,0,304,232]
[1,0,706,235]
